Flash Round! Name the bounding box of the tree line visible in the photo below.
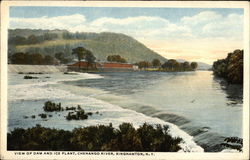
[107,55,127,63]
[136,59,198,71]
[9,33,58,45]
[8,123,182,151]
[10,45,198,73]
[9,31,101,46]
[10,52,57,65]
[212,49,243,84]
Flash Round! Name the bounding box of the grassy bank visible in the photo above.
[8,123,182,151]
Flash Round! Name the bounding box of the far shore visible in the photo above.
[8,64,209,74]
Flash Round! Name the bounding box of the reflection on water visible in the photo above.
[64,71,243,152]
[213,76,243,105]
[9,71,242,152]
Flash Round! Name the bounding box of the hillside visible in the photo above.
[8,29,167,63]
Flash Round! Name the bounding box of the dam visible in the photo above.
[8,65,68,73]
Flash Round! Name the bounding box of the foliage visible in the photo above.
[7,123,182,151]
[8,33,58,45]
[24,75,38,79]
[66,106,76,111]
[152,59,161,68]
[8,124,73,150]
[55,52,71,64]
[107,55,127,63]
[221,137,243,151]
[72,47,87,62]
[66,110,88,120]
[43,101,63,112]
[212,50,243,84]
[72,47,96,69]
[161,60,197,72]
[137,61,152,69]
[85,51,96,69]
[10,52,56,65]
[191,62,198,70]
[65,105,92,120]
[38,113,47,119]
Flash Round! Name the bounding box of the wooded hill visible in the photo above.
[8,29,167,63]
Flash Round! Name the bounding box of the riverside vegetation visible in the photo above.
[7,123,183,151]
[212,49,243,84]
[23,101,96,120]
[13,101,184,151]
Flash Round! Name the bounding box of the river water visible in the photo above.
[8,71,243,152]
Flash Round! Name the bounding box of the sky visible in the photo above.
[9,7,244,64]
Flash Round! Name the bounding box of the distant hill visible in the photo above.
[176,59,211,70]
[8,29,167,63]
[197,62,212,70]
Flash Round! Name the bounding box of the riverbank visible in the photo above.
[8,122,183,151]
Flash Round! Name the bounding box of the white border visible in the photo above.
[1,1,249,160]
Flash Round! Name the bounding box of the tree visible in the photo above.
[72,47,88,69]
[55,52,64,61]
[27,35,38,44]
[213,49,243,84]
[167,59,178,71]
[152,59,161,68]
[44,55,55,65]
[8,36,27,45]
[30,53,44,65]
[55,52,71,64]
[10,52,27,64]
[183,62,190,71]
[85,50,96,69]
[138,61,151,69]
[107,55,127,63]
[190,62,198,70]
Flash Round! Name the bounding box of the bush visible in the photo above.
[7,123,182,152]
[7,125,73,150]
[43,101,63,112]
[65,105,94,121]
[66,106,76,111]
[24,76,38,79]
[221,137,243,151]
[38,113,47,119]
[66,110,88,120]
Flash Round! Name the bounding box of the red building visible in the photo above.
[68,61,136,71]
[99,62,133,69]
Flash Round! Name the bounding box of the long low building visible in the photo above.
[68,61,138,71]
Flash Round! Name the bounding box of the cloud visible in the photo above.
[9,11,243,40]
[10,14,86,30]
[9,11,243,64]
[181,11,222,26]
[181,11,243,39]
[201,13,243,38]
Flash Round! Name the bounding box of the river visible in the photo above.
[8,70,243,152]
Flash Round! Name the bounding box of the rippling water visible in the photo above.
[8,71,243,152]
[63,71,243,151]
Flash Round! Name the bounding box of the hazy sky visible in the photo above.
[9,7,244,64]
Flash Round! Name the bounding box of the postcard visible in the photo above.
[0,1,249,160]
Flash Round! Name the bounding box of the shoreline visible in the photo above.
[8,64,209,74]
